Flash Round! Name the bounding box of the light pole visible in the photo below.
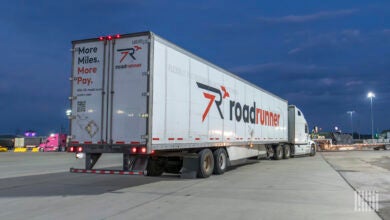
[367,92,375,139]
[347,111,355,138]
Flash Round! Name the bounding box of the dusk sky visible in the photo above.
[0,0,389,136]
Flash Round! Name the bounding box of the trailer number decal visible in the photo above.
[197,82,280,127]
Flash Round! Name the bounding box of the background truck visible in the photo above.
[0,135,17,150]
[68,31,316,178]
[39,133,67,152]
[14,137,43,148]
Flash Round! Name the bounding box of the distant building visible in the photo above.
[380,130,390,139]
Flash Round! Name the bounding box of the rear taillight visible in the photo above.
[68,146,83,153]
[68,146,75,152]
[130,147,147,154]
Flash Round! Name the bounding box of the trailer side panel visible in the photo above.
[151,36,288,150]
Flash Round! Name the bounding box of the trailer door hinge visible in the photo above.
[141,135,149,139]
[142,71,149,76]
[142,92,150,96]
[68,96,77,100]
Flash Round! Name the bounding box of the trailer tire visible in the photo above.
[213,148,228,175]
[310,144,316,156]
[146,158,164,176]
[273,145,283,160]
[283,145,290,159]
[197,149,214,178]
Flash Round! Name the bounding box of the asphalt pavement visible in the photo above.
[322,151,390,220]
[0,152,382,220]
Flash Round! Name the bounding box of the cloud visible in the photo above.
[258,9,359,24]
[345,80,363,87]
[285,29,363,55]
[342,29,360,37]
[320,78,335,86]
[230,62,331,76]
[288,47,303,54]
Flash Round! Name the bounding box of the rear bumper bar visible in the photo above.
[70,168,145,175]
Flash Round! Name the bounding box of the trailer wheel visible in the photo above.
[197,149,214,178]
[273,145,283,160]
[283,145,290,159]
[146,158,165,176]
[310,144,316,156]
[213,148,228,175]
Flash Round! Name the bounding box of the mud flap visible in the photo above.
[123,154,149,175]
[85,153,102,170]
[180,156,199,179]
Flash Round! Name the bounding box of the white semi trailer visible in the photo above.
[68,31,316,178]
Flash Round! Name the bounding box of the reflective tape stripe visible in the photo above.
[70,168,143,175]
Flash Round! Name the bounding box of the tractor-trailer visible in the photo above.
[14,137,43,148]
[68,31,316,178]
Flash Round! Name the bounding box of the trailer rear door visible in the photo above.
[71,40,107,144]
[110,36,150,144]
[71,34,150,145]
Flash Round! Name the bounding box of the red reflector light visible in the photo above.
[99,36,104,41]
[69,146,74,152]
[77,147,83,152]
[131,147,137,153]
[107,35,112,40]
[151,150,155,154]
[115,34,121,38]
[141,147,146,153]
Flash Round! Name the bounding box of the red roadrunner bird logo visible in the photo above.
[196,82,230,122]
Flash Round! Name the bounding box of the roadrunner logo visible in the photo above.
[197,82,281,127]
[118,45,142,62]
[196,82,229,122]
[115,45,142,69]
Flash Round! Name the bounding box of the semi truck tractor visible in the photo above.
[68,31,316,178]
[39,133,67,152]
